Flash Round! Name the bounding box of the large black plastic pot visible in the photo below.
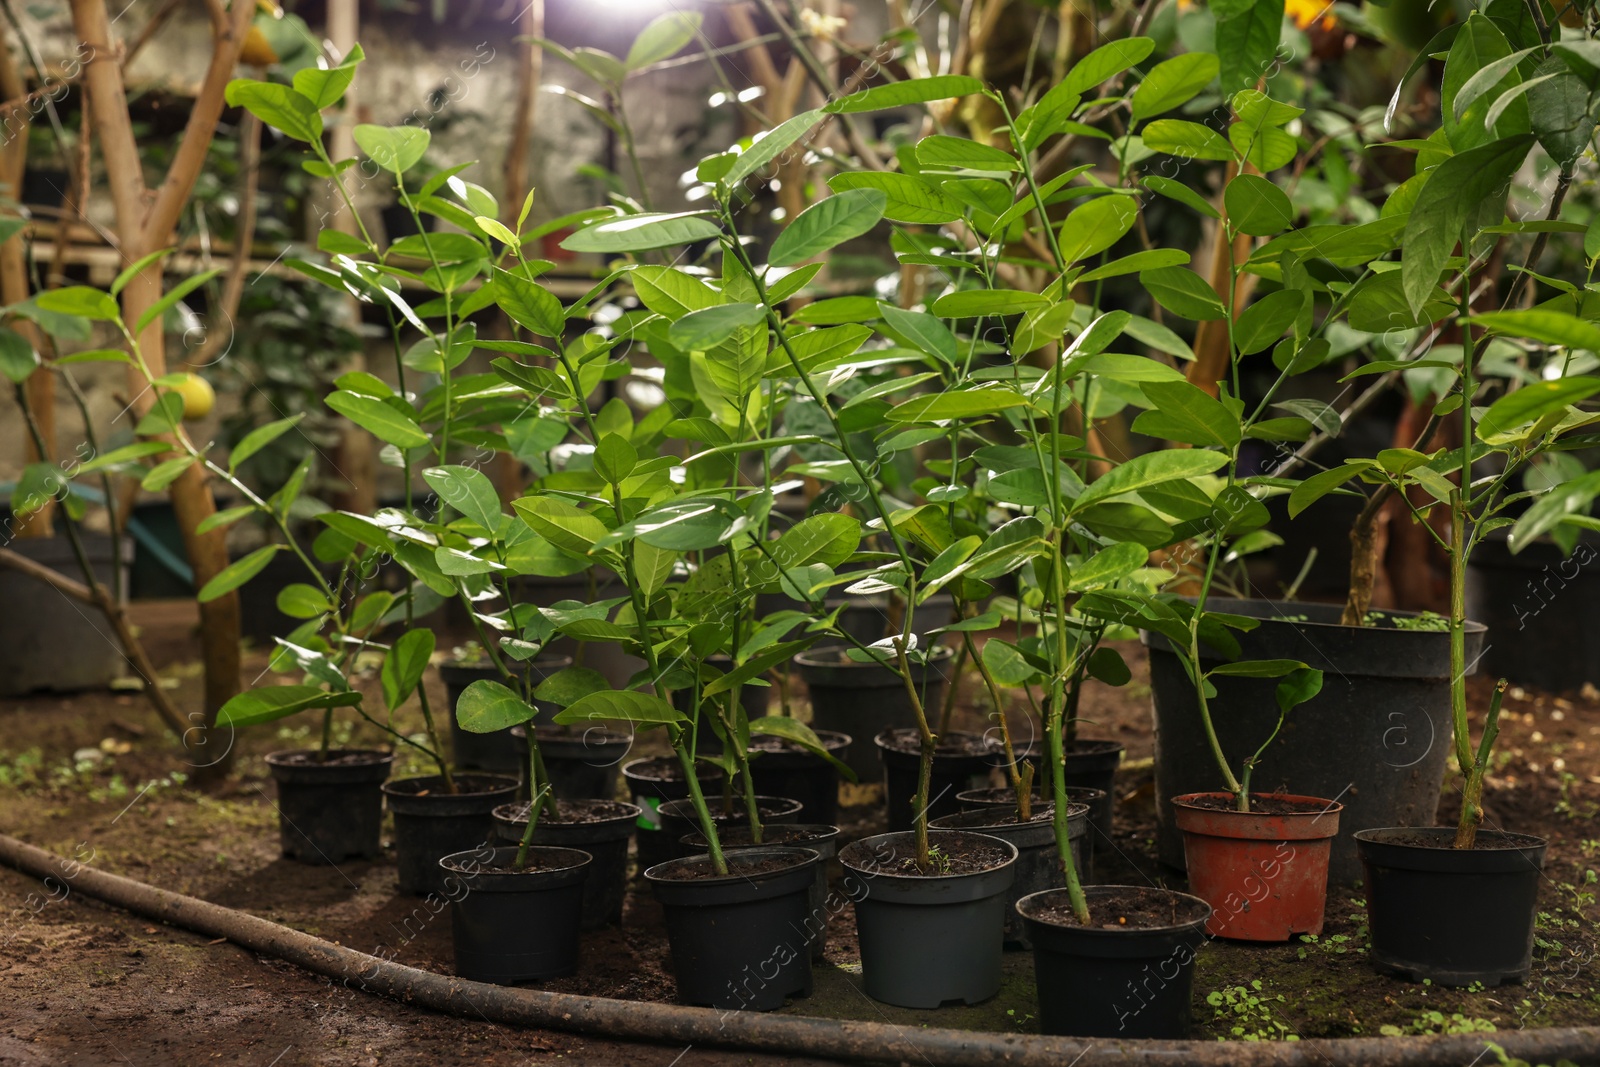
[876,728,997,833]
[622,756,724,873]
[382,775,519,896]
[795,646,954,782]
[1466,532,1600,692]
[679,824,840,961]
[440,653,571,773]
[656,796,803,866]
[493,798,641,929]
[439,845,590,984]
[1356,827,1547,986]
[748,730,851,824]
[645,847,821,1011]
[265,749,393,864]
[0,533,128,695]
[511,724,632,800]
[931,804,1088,949]
[1143,598,1485,884]
[1017,885,1212,1038]
[839,830,1018,1009]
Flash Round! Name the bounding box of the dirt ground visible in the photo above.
[1,600,1597,1066]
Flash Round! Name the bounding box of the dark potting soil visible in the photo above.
[843,834,1012,876]
[627,757,712,782]
[880,728,993,757]
[959,804,1058,827]
[693,824,835,847]
[272,750,390,767]
[503,799,637,825]
[1029,886,1211,931]
[692,800,796,822]
[650,851,809,881]
[1377,829,1547,850]
[1181,793,1336,816]
[386,774,512,798]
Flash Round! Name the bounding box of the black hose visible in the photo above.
[2,833,1595,1067]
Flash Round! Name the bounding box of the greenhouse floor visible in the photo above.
[1,601,1597,1065]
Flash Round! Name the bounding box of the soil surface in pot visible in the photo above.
[878,729,993,757]
[1374,829,1546,850]
[841,833,1012,876]
[4,601,1596,1061]
[1181,794,1336,815]
[689,824,835,846]
[1027,885,1212,930]
[650,851,807,880]
[385,774,514,798]
[500,798,636,825]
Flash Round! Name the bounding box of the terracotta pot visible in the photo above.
[1171,791,1341,942]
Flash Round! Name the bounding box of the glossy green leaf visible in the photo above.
[197,545,283,603]
[770,189,886,266]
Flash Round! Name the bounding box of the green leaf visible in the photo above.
[133,269,222,336]
[1057,194,1137,264]
[36,285,120,321]
[1131,379,1243,447]
[1080,249,1191,284]
[560,211,722,253]
[111,249,174,298]
[829,171,963,224]
[140,454,196,492]
[1074,449,1228,512]
[625,11,702,70]
[1287,461,1374,518]
[1140,266,1226,321]
[1469,309,1600,352]
[930,289,1049,317]
[914,135,1020,173]
[826,75,985,113]
[325,391,430,449]
[423,464,503,532]
[747,716,857,781]
[292,42,363,109]
[1087,646,1133,686]
[1131,53,1219,119]
[771,513,861,568]
[885,386,1032,423]
[513,497,610,557]
[879,302,958,364]
[1224,174,1294,237]
[223,80,323,142]
[1069,542,1149,591]
[552,689,686,728]
[770,189,885,266]
[353,124,430,173]
[197,545,283,603]
[1234,290,1306,354]
[532,666,610,707]
[1478,378,1600,438]
[669,303,765,350]
[631,265,721,318]
[724,110,824,187]
[492,268,566,337]
[229,414,304,472]
[1275,667,1323,714]
[1508,470,1600,552]
[216,685,362,728]
[1143,175,1221,219]
[276,583,330,620]
[1215,0,1285,95]
[455,678,536,732]
[594,433,638,485]
[0,326,37,383]
[1210,657,1307,678]
[1065,38,1155,94]
[1143,119,1234,161]
[1401,134,1535,315]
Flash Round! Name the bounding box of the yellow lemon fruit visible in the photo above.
[171,373,215,421]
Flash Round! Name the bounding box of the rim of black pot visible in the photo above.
[380,773,519,798]
[1016,885,1212,935]
[264,748,394,767]
[874,726,997,757]
[839,829,1020,879]
[1139,596,1487,637]
[680,823,842,850]
[438,844,593,878]
[658,795,803,821]
[793,643,957,669]
[642,845,821,885]
[931,802,1089,831]
[492,798,642,827]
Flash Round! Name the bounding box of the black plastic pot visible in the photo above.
[439,845,590,984]
[265,749,393,864]
[876,728,997,833]
[1466,531,1600,692]
[382,775,520,896]
[931,804,1089,949]
[795,646,954,782]
[493,798,641,930]
[441,653,571,773]
[512,724,632,800]
[645,847,821,1011]
[1016,739,1124,869]
[0,533,128,695]
[656,795,803,865]
[1017,885,1212,1038]
[748,730,852,824]
[839,830,1018,1009]
[1356,827,1548,986]
[622,756,725,873]
[1144,598,1485,884]
[679,824,840,961]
